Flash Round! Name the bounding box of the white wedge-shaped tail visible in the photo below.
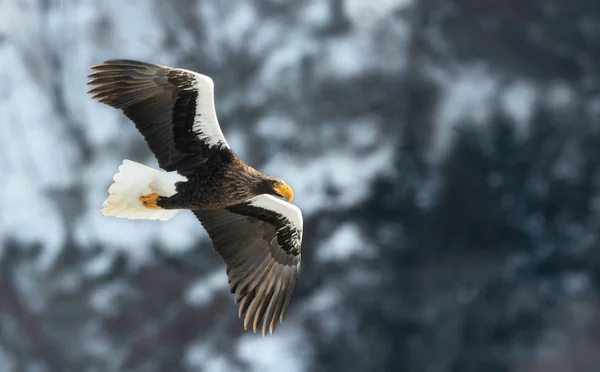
[102,160,187,221]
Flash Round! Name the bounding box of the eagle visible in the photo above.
[87,59,303,336]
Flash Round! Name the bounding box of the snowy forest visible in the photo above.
[2,0,600,371]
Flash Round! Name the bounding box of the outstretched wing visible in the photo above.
[87,59,230,175]
[194,195,303,336]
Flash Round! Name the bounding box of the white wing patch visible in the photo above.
[247,195,304,231]
[180,69,230,150]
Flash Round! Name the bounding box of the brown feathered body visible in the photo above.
[159,148,278,210]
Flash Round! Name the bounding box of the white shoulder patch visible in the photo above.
[178,68,230,149]
[248,195,304,231]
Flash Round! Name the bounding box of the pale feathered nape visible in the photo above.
[102,160,187,221]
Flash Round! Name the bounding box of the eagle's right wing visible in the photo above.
[87,59,229,175]
[194,195,303,336]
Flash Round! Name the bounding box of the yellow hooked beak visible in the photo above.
[274,183,294,202]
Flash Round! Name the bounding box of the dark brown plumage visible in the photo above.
[194,202,302,335]
[87,59,303,336]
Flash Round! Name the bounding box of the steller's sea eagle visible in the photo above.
[86,59,303,336]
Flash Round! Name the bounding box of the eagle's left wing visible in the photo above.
[87,59,230,175]
[194,195,303,336]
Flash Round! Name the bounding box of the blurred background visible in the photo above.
[1,0,600,371]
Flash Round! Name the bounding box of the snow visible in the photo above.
[0,0,22,36]
[347,117,383,148]
[236,326,312,372]
[256,36,317,93]
[430,64,500,161]
[222,129,248,159]
[218,0,257,50]
[562,272,589,295]
[83,251,117,278]
[315,24,409,80]
[262,143,394,216]
[255,113,299,142]
[303,284,357,338]
[321,34,372,79]
[500,80,538,138]
[345,0,414,29]
[307,285,343,313]
[81,97,122,149]
[187,324,312,372]
[101,0,166,59]
[89,281,131,316]
[0,347,15,372]
[185,341,241,372]
[73,207,203,267]
[1,174,65,271]
[185,270,229,307]
[80,322,119,363]
[13,263,45,312]
[430,64,555,161]
[301,0,329,28]
[545,82,576,109]
[316,223,376,262]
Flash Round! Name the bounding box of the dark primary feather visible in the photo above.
[86,59,223,175]
[194,201,302,336]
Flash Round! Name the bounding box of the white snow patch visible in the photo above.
[317,25,410,80]
[219,0,257,50]
[220,129,248,159]
[347,117,382,148]
[255,113,299,142]
[500,80,538,138]
[89,282,131,316]
[345,0,414,28]
[13,264,46,312]
[244,19,288,60]
[1,171,65,271]
[262,144,394,216]
[0,347,15,372]
[545,82,576,109]
[185,270,229,307]
[257,37,317,92]
[431,65,500,161]
[321,34,370,79]
[317,223,376,262]
[186,341,242,372]
[236,326,311,372]
[155,211,207,254]
[301,0,329,27]
[82,99,123,148]
[562,272,589,295]
[306,285,343,313]
[0,45,77,189]
[84,252,117,278]
[0,0,22,36]
[345,266,381,287]
[80,322,119,364]
[302,284,353,338]
[74,204,201,267]
[101,0,166,59]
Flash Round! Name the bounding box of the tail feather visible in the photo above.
[102,160,187,221]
